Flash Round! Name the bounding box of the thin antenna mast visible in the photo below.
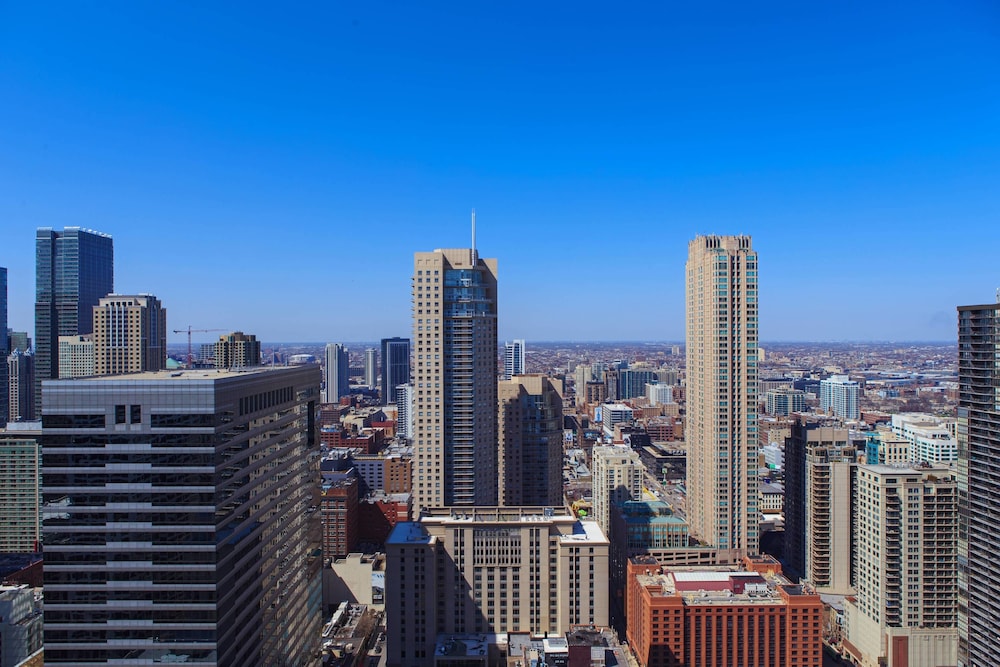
[471,208,477,264]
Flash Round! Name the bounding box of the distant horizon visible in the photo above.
[164,339,959,348]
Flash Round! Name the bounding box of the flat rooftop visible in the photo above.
[55,366,310,382]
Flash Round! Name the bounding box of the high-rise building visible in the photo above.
[386,506,609,666]
[57,335,94,377]
[0,584,43,665]
[0,427,41,553]
[646,382,674,406]
[41,365,322,665]
[379,337,410,405]
[819,374,860,420]
[573,363,593,407]
[591,446,644,538]
[8,331,30,355]
[395,383,413,439]
[957,302,1000,667]
[1,266,8,423]
[7,350,35,422]
[503,339,525,380]
[92,294,167,375]
[497,374,563,506]
[685,234,759,559]
[213,331,260,369]
[843,464,958,667]
[364,347,378,388]
[783,418,854,593]
[412,244,498,513]
[324,342,349,404]
[34,227,114,416]
[890,413,958,464]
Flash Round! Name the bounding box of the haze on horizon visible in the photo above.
[2,3,998,344]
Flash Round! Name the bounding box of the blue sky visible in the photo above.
[2,2,998,343]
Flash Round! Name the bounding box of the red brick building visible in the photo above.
[320,475,360,559]
[626,556,823,667]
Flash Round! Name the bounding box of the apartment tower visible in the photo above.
[213,331,260,368]
[1,266,7,423]
[503,339,525,380]
[34,227,114,415]
[957,302,1000,667]
[41,365,322,665]
[379,337,410,405]
[92,294,167,375]
[685,234,759,559]
[497,374,563,506]
[591,445,644,539]
[412,241,498,514]
[363,347,377,387]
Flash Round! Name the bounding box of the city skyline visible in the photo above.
[3,4,999,342]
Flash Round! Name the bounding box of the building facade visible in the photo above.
[765,388,807,416]
[1,266,7,424]
[843,465,958,667]
[57,335,94,378]
[213,331,260,369]
[41,366,322,665]
[379,337,410,405]
[890,413,957,464]
[0,430,41,553]
[685,234,759,558]
[324,342,349,404]
[627,557,823,667]
[503,339,525,380]
[385,506,609,666]
[7,350,35,422]
[591,446,644,539]
[957,302,1000,667]
[820,375,860,420]
[92,294,167,375]
[783,419,855,593]
[497,374,563,506]
[412,246,498,513]
[34,227,114,416]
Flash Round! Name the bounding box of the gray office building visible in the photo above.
[34,227,114,416]
[957,302,1000,667]
[1,266,8,423]
[42,365,322,665]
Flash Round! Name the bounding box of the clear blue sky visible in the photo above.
[2,2,998,343]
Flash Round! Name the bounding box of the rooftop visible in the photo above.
[52,366,309,382]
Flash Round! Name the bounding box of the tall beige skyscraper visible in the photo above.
[685,234,759,559]
[412,244,498,514]
[92,294,167,375]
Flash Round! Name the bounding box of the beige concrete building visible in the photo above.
[411,246,498,514]
[57,334,94,378]
[591,445,644,540]
[785,421,856,594]
[92,294,166,375]
[498,374,563,507]
[385,506,609,666]
[685,235,759,559]
[213,330,260,368]
[843,464,958,667]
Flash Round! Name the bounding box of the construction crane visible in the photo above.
[172,326,227,366]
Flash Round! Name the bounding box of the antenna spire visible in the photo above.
[471,208,477,263]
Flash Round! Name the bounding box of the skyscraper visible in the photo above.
[380,337,410,405]
[92,294,167,374]
[324,342,349,403]
[34,227,114,416]
[42,365,322,665]
[1,266,8,423]
[685,234,759,559]
[957,302,1000,667]
[412,243,498,513]
[497,374,563,506]
[364,347,378,387]
[591,445,644,539]
[7,350,34,421]
[0,427,41,553]
[503,339,525,379]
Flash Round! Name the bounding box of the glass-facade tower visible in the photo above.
[380,337,410,405]
[34,227,114,415]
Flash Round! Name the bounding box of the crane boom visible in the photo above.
[172,326,228,366]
